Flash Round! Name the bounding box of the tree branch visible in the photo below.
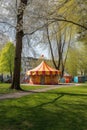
[51,18,87,30]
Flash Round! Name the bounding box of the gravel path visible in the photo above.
[0,84,79,100]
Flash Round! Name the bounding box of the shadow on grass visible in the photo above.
[33,94,64,108]
[0,92,87,130]
[32,92,87,110]
[0,90,87,130]
[21,88,87,96]
[0,99,87,130]
[44,91,87,96]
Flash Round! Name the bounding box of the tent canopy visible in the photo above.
[27,61,61,76]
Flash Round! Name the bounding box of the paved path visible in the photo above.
[0,84,80,100]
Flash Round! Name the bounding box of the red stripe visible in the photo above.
[42,71,45,75]
[36,71,38,75]
[50,71,52,75]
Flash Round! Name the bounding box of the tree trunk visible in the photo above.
[61,62,64,77]
[11,31,23,89]
[11,0,28,90]
[10,69,12,79]
[46,26,58,69]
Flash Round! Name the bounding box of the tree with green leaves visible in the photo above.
[0,0,87,90]
[77,43,87,75]
[65,43,87,76]
[45,21,72,77]
[0,42,15,78]
[65,48,79,76]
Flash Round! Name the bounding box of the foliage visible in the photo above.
[0,42,15,77]
[78,43,87,75]
[65,47,78,76]
[0,0,87,89]
[43,0,87,75]
[66,43,87,76]
[76,0,87,43]
[0,84,87,130]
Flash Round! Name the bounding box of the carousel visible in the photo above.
[26,61,61,85]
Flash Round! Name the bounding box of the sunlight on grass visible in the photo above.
[0,83,49,94]
[0,83,17,94]
[0,83,87,130]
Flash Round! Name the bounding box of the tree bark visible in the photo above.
[11,0,28,90]
[46,26,58,69]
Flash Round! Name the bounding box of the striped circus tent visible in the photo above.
[26,61,61,85]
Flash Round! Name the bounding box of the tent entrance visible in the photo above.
[41,75,45,85]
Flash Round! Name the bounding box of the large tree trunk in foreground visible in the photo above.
[11,0,28,90]
[11,31,23,89]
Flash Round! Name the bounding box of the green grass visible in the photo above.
[0,83,17,94]
[21,84,50,91]
[0,83,49,94]
[0,84,87,130]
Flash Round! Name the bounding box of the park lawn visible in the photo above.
[0,83,17,94]
[0,83,49,94]
[21,84,51,91]
[0,85,87,130]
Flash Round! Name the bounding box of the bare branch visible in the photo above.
[51,18,87,30]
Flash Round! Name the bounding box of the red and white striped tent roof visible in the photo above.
[26,61,61,76]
